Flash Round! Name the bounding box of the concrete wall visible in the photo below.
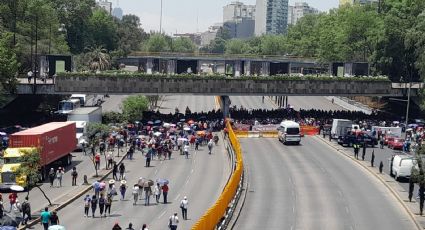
[47,76,407,96]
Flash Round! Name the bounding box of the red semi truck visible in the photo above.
[2,122,76,183]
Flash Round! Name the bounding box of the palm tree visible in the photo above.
[85,46,111,71]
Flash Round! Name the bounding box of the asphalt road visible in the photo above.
[234,137,416,230]
[159,95,218,114]
[32,140,230,230]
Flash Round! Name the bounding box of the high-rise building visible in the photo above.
[112,7,123,19]
[255,0,289,35]
[96,0,112,14]
[223,1,256,22]
[339,0,378,7]
[223,1,256,39]
[288,2,319,25]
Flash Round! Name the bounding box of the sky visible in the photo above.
[115,0,339,34]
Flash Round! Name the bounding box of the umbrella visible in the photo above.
[120,180,127,185]
[170,124,177,127]
[180,119,186,122]
[178,138,188,142]
[109,179,115,184]
[1,214,19,227]
[147,121,154,125]
[48,225,66,230]
[99,182,106,189]
[197,131,206,136]
[183,127,191,131]
[154,120,162,124]
[163,123,171,128]
[156,178,169,185]
[0,132,6,136]
[187,120,194,125]
[10,185,24,192]
[143,179,154,187]
[138,177,146,187]
[154,132,162,137]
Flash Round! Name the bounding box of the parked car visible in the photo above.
[338,132,378,147]
[388,138,405,150]
[384,135,396,145]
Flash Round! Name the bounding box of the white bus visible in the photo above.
[57,99,81,114]
[278,120,301,145]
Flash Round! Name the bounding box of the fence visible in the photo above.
[192,121,244,230]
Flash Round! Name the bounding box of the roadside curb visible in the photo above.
[20,151,129,230]
[315,136,423,230]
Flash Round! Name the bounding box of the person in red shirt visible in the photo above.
[162,184,169,204]
[8,192,17,212]
[95,153,101,170]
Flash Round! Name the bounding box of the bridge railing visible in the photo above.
[191,121,244,230]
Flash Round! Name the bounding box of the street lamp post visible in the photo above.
[159,0,163,33]
[33,14,38,94]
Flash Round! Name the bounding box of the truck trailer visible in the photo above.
[1,122,76,186]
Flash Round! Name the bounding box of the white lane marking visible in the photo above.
[174,193,180,201]
[191,169,194,173]
[185,179,190,185]
[338,190,343,197]
[293,206,295,213]
[155,169,158,175]
[158,210,166,219]
[345,207,349,214]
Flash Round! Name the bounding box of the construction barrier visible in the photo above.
[260,131,279,138]
[234,130,249,138]
[300,125,320,136]
[192,121,244,230]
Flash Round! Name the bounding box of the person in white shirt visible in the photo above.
[180,196,188,220]
[169,212,179,230]
[154,183,161,203]
[184,143,190,159]
[132,184,139,205]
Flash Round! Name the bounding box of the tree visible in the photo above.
[15,148,52,205]
[144,34,170,53]
[172,37,196,53]
[225,39,249,55]
[286,14,321,57]
[84,46,111,71]
[116,14,147,55]
[49,0,96,54]
[259,35,288,55]
[0,32,19,93]
[88,9,118,51]
[102,111,125,124]
[121,95,149,122]
[86,123,111,177]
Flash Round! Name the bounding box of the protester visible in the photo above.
[40,207,51,230]
[162,183,169,204]
[56,167,64,187]
[48,168,55,187]
[169,212,179,230]
[72,166,78,186]
[180,196,189,220]
[83,194,91,217]
[50,211,59,225]
[90,195,98,218]
[21,197,31,225]
[154,183,161,203]
[132,184,139,205]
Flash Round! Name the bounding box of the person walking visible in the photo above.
[21,197,31,225]
[371,150,375,167]
[145,146,153,167]
[141,224,149,230]
[71,166,78,186]
[162,183,169,204]
[132,184,139,205]
[144,185,152,206]
[379,161,384,173]
[83,194,91,217]
[113,162,118,181]
[95,153,101,170]
[105,194,112,217]
[119,181,127,200]
[125,223,135,230]
[40,207,51,230]
[362,144,366,161]
[208,139,214,154]
[56,167,64,187]
[48,168,55,187]
[91,195,98,218]
[154,183,161,204]
[93,180,101,198]
[8,192,17,213]
[0,195,3,219]
[119,163,126,180]
[184,143,189,159]
[112,222,122,230]
[353,144,359,159]
[107,152,113,169]
[50,211,59,225]
[99,193,106,217]
[180,196,188,220]
[169,212,179,230]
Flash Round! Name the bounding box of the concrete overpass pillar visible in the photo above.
[245,61,251,76]
[221,96,231,118]
[234,61,241,77]
[261,61,270,76]
[167,60,176,75]
[212,61,218,74]
[288,63,292,75]
[147,58,153,74]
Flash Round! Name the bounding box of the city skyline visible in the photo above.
[118,0,338,34]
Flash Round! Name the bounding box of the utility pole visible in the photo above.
[159,0,163,33]
[33,14,38,94]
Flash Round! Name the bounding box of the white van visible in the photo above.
[331,119,353,139]
[278,120,301,145]
[75,121,88,150]
[391,155,417,181]
[70,94,87,107]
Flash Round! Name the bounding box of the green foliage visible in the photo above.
[14,148,41,187]
[144,34,170,52]
[172,37,196,53]
[259,35,288,55]
[0,32,19,93]
[225,39,249,55]
[121,95,149,122]
[86,123,111,145]
[116,14,147,56]
[88,9,118,51]
[83,46,111,71]
[102,111,125,124]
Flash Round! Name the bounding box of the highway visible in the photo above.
[32,140,230,230]
[234,137,416,230]
[159,95,218,114]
